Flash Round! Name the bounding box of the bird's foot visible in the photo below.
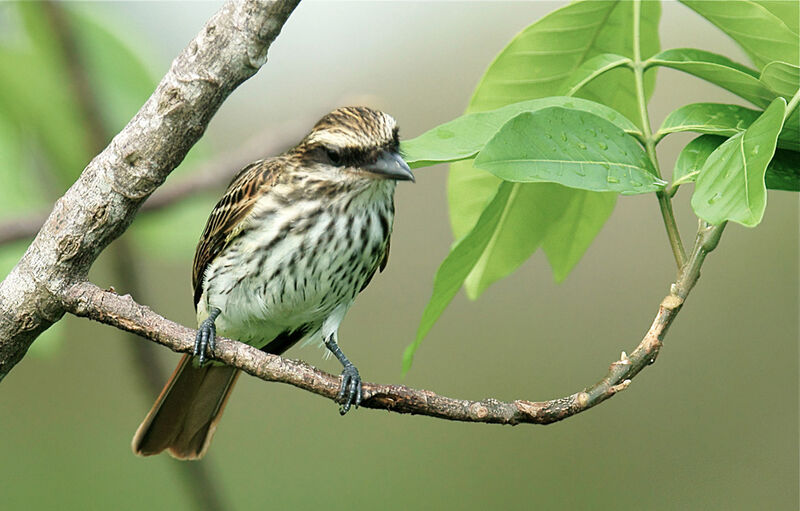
[193,307,220,366]
[337,363,362,415]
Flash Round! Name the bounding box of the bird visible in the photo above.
[132,106,413,460]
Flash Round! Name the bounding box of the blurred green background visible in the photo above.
[0,2,797,510]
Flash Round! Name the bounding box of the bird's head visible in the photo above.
[295,106,414,183]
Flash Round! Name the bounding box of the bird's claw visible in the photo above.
[337,364,362,415]
[193,316,217,366]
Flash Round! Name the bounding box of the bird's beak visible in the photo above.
[365,150,415,182]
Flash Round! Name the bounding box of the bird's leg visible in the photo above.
[194,307,221,366]
[323,332,362,415]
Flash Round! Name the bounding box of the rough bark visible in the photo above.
[0,0,301,380]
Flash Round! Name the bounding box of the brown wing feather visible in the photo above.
[192,159,279,308]
[379,237,390,272]
[360,236,391,293]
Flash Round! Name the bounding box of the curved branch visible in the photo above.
[0,0,300,380]
[63,222,723,425]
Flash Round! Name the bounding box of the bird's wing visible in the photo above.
[192,159,279,308]
[359,236,391,293]
[379,237,390,272]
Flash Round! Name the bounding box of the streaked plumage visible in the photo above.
[133,107,413,459]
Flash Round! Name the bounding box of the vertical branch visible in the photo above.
[631,0,686,269]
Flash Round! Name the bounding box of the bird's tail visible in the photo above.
[132,354,240,460]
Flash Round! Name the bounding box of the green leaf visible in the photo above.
[656,101,798,151]
[674,134,800,192]
[406,180,618,370]
[680,0,799,70]
[647,48,776,108]
[764,149,800,192]
[691,98,786,226]
[781,110,800,152]
[464,183,560,299]
[753,1,799,34]
[572,0,661,126]
[673,135,727,186]
[542,189,617,282]
[449,0,660,241]
[408,1,660,369]
[405,182,514,373]
[467,1,623,111]
[559,53,632,97]
[446,168,501,242]
[658,103,760,139]
[402,97,640,168]
[760,61,800,99]
[473,108,665,194]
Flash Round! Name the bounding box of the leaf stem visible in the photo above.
[632,0,686,268]
[674,221,726,298]
[784,89,800,120]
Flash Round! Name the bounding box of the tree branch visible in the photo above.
[0,0,300,380]
[0,124,304,246]
[62,221,724,425]
[42,4,230,507]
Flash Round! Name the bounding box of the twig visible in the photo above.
[62,221,724,425]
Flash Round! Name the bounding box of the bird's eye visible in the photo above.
[326,149,342,165]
